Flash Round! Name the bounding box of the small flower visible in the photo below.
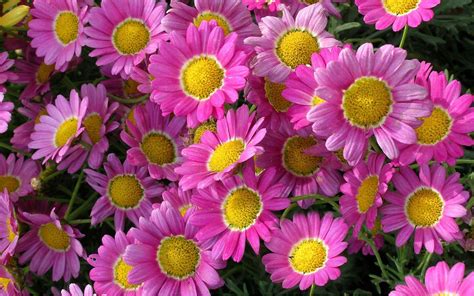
[162,185,193,217]
[0,265,23,295]
[0,191,18,264]
[0,52,17,93]
[0,92,13,134]
[0,153,40,202]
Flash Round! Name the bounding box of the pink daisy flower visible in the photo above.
[0,153,40,203]
[60,284,95,296]
[120,101,186,181]
[0,265,23,295]
[347,219,384,256]
[150,21,249,127]
[282,46,345,130]
[88,231,142,295]
[0,191,18,264]
[307,43,432,165]
[262,212,349,290]
[390,261,474,296]
[0,92,13,134]
[381,164,469,254]
[162,185,194,217]
[11,99,50,151]
[130,64,153,95]
[0,52,17,93]
[85,0,167,77]
[340,153,393,236]
[57,84,120,173]
[190,160,290,262]
[29,89,88,164]
[287,0,348,18]
[17,209,86,281]
[176,105,266,190]
[28,0,88,69]
[355,0,441,32]
[256,121,341,208]
[85,153,164,230]
[162,0,259,43]
[245,4,340,83]
[124,202,226,295]
[242,0,281,12]
[399,62,474,166]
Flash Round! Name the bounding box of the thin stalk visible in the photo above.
[456,159,474,165]
[419,252,433,279]
[65,170,84,220]
[369,137,381,153]
[309,284,316,296]
[109,93,148,104]
[280,203,297,221]
[399,25,409,49]
[291,194,339,213]
[42,169,65,183]
[69,219,91,225]
[68,192,98,220]
[62,75,76,90]
[414,251,430,274]
[362,235,391,284]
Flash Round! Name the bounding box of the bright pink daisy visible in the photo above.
[88,231,142,295]
[28,0,88,69]
[130,64,153,95]
[340,153,393,236]
[282,46,344,130]
[242,0,281,12]
[245,4,340,83]
[257,121,341,208]
[60,284,95,296]
[0,191,18,264]
[28,89,88,164]
[176,105,266,190]
[287,0,348,18]
[85,153,164,230]
[381,164,469,254]
[399,62,474,166]
[124,202,226,295]
[120,101,186,181]
[0,265,23,295]
[150,21,249,127]
[307,43,432,165]
[0,93,13,134]
[0,52,17,93]
[162,0,259,43]
[262,212,349,290]
[162,185,194,217]
[0,153,40,203]
[17,209,85,281]
[348,232,384,256]
[85,0,167,77]
[57,84,120,173]
[190,160,290,262]
[390,261,474,296]
[355,0,441,32]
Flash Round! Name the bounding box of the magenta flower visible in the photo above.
[0,52,17,93]
[0,191,18,264]
[85,153,163,230]
[60,284,95,296]
[124,202,226,295]
[176,105,266,190]
[162,185,194,217]
[0,265,23,295]
[190,160,290,262]
[382,165,469,254]
[262,212,349,290]
[150,21,249,127]
[11,99,50,151]
[0,153,40,202]
[0,92,13,134]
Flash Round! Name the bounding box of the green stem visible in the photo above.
[399,25,409,49]
[109,93,148,104]
[369,137,381,153]
[62,75,76,90]
[290,194,339,213]
[362,235,391,284]
[309,284,316,296]
[280,203,297,221]
[419,252,433,279]
[68,219,91,225]
[68,192,98,220]
[456,159,474,165]
[42,169,65,183]
[413,250,430,274]
[0,141,30,156]
[65,170,84,220]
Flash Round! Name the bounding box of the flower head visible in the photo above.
[0,52,17,93]
[0,191,18,264]
[0,153,40,202]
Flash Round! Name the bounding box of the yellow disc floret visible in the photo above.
[55,118,78,147]
[113,19,150,55]
[223,187,262,230]
[38,222,70,251]
[416,107,452,145]
[0,176,20,194]
[405,188,444,227]
[343,77,393,128]
[276,30,319,69]
[192,121,217,144]
[283,136,321,176]
[108,175,144,209]
[54,11,79,45]
[289,239,328,274]
[36,63,55,84]
[181,56,225,100]
[140,133,176,166]
[355,175,379,213]
[114,258,140,290]
[157,235,200,279]
[193,12,231,35]
[264,79,291,112]
[83,113,103,144]
[384,0,420,15]
[208,139,245,173]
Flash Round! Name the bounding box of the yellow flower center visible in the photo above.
[35,63,55,84]
[283,136,321,176]
[113,19,150,55]
[207,139,245,173]
[312,96,325,107]
[157,235,200,279]
[123,79,140,97]
[126,108,136,126]
[193,121,217,144]
[405,188,444,227]
[384,0,420,15]
[34,108,48,124]
[343,77,393,128]
[6,217,16,243]
[193,12,231,35]
[54,11,79,45]
[181,56,224,100]
[415,107,452,145]
[276,30,319,69]
[114,258,140,290]
[179,205,191,217]
[223,187,262,230]
[289,239,327,274]
[264,79,291,112]
[38,222,70,251]
[83,113,102,144]
[140,133,176,166]
[0,176,20,194]
[0,277,11,290]
[55,118,78,147]
[108,175,144,209]
[356,175,379,213]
